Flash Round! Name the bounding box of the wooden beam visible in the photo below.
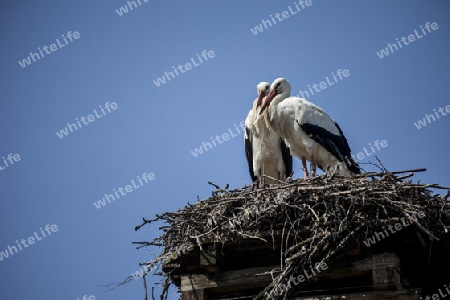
[180,265,279,293]
[181,289,209,300]
[180,253,402,297]
[371,252,401,291]
[294,289,421,300]
[315,252,401,286]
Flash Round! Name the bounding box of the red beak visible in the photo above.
[255,90,265,107]
[259,90,277,114]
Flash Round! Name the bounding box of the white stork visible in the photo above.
[244,82,293,185]
[259,78,360,177]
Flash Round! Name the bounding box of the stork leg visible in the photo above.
[301,156,309,179]
[310,154,317,177]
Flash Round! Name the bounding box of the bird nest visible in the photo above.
[132,168,450,299]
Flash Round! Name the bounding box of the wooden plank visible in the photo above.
[371,253,401,291]
[294,289,421,299]
[180,265,279,292]
[180,253,402,297]
[182,289,209,300]
[314,252,400,283]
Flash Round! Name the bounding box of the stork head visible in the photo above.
[256,82,271,107]
[260,78,291,114]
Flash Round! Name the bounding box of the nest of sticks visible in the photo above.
[133,168,450,299]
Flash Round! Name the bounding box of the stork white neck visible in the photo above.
[253,82,271,111]
[260,78,291,114]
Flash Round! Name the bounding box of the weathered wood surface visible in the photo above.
[180,252,405,299]
[181,265,278,292]
[294,290,421,300]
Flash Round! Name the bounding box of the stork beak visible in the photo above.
[259,90,277,114]
[256,91,265,107]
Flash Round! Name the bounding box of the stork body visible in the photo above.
[244,82,293,185]
[260,78,360,176]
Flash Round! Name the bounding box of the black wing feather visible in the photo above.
[279,139,293,178]
[299,122,360,174]
[244,127,257,182]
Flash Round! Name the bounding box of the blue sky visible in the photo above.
[0,1,449,299]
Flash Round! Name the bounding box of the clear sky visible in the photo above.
[0,1,449,299]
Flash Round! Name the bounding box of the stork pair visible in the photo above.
[244,78,360,185]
